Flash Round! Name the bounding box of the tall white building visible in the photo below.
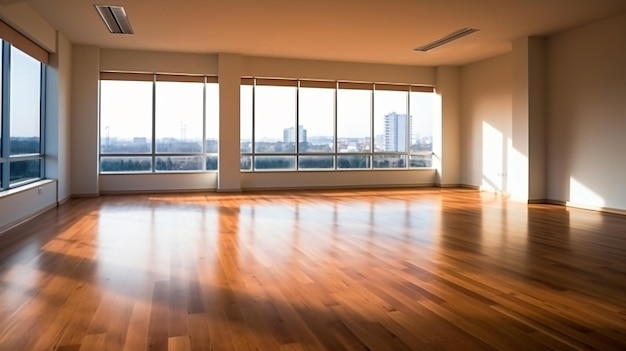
[384,113,408,152]
[283,125,307,143]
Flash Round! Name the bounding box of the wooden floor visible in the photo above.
[1,188,625,350]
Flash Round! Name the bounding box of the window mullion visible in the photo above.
[295,80,300,168]
[1,41,11,190]
[405,90,410,168]
[370,86,374,169]
[39,64,46,178]
[151,74,156,172]
[334,81,338,170]
[251,78,256,169]
[202,77,207,171]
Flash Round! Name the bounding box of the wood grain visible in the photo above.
[1,188,625,350]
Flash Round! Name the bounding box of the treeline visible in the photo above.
[99,155,430,172]
[3,138,40,154]
[100,157,218,172]
[242,156,429,170]
[101,140,218,154]
[9,159,40,182]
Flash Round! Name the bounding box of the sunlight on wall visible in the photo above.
[508,144,528,201]
[432,92,443,181]
[569,177,605,207]
[482,121,504,192]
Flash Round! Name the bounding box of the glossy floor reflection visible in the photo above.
[1,188,625,350]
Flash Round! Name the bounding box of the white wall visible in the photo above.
[217,53,242,192]
[0,180,57,233]
[70,45,99,196]
[45,31,72,202]
[511,37,546,202]
[99,173,217,193]
[100,49,218,75]
[241,170,436,190]
[0,2,55,52]
[242,56,435,84]
[461,54,512,191]
[547,12,626,211]
[435,66,461,186]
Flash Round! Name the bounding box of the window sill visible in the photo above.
[0,179,55,200]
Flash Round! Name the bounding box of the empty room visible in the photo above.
[0,0,625,350]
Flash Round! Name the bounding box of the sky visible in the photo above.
[101,80,435,143]
[9,46,42,138]
[100,81,219,141]
[241,85,435,141]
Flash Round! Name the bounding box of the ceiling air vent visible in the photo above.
[414,28,479,52]
[95,5,134,34]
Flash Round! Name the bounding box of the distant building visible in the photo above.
[384,112,409,152]
[283,125,307,143]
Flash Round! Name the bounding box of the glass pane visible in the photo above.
[206,82,219,153]
[10,47,41,156]
[240,85,253,153]
[409,154,433,168]
[299,87,334,153]
[254,156,296,170]
[100,157,152,172]
[373,155,406,169]
[156,81,203,153]
[240,155,252,171]
[156,156,203,171]
[255,85,296,153]
[9,159,40,185]
[100,80,153,154]
[375,90,407,152]
[299,155,334,170]
[337,88,371,153]
[337,155,370,169]
[410,91,435,153]
[206,155,218,171]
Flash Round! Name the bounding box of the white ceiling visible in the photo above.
[23,0,626,66]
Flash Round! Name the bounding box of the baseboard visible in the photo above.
[240,183,436,192]
[460,184,480,190]
[216,188,242,193]
[100,188,217,195]
[564,201,626,216]
[57,195,72,206]
[528,199,548,204]
[71,193,100,198]
[437,183,462,188]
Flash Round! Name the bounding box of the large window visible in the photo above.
[0,40,45,190]
[373,85,409,169]
[99,73,219,173]
[240,78,435,171]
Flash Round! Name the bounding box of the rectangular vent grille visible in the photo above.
[414,28,479,52]
[95,5,134,34]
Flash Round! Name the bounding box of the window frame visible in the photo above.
[240,77,435,172]
[0,39,46,191]
[98,73,219,174]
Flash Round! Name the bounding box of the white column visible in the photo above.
[45,32,72,203]
[70,45,99,196]
[435,66,462,186]
[217,53,242,192]
[511,37,546,202]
